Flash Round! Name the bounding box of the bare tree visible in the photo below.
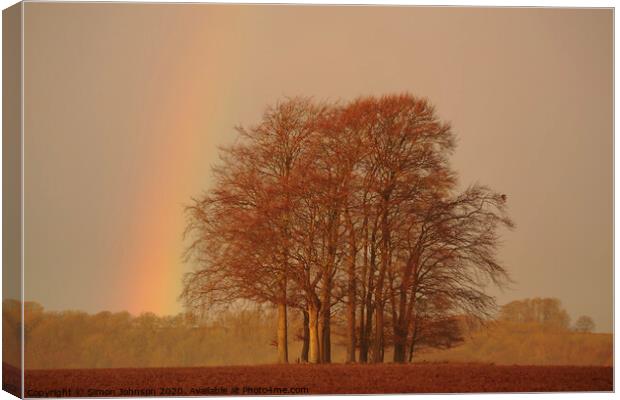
[574,315,595,333]
[390,185,513,362]
[350,95,456,363]
[182,98,327,363]
[182,93,513,365]
[500,298,570,330]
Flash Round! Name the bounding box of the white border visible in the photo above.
[0,2,615,400]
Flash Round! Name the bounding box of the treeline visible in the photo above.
[420,298,612,366]
[5,298,609,369]
[182,94,514,364]
[7,300,281,369]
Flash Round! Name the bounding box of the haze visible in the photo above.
[22,4,612,331]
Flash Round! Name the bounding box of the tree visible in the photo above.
[499,298,570,331]
[574,316,595,333]
[182,97,328,363]
[182,93,513,365]
[390,185,513,362]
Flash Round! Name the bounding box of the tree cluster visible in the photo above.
[422,298,609,366]
[182,94,514,364]
[499,298,571,331]
[14,301,280,369]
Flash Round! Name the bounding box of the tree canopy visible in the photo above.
[574,315,595,333]
[182,94,514,364]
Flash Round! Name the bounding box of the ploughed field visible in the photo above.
[13,363,613,397]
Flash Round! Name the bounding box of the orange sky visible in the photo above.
[23,4,612,331]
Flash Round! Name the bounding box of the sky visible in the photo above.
[22,4,612,331]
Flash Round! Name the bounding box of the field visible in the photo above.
[5,363,613,397]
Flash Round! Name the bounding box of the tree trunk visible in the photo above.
[393,262,413,363]
[408,311,419,362]
[345,284,356,363]
[372,301,384,363]
[360,296,373,362]
[358,227,368,363]
[301,310,309,363]
[320,276,332,363]
[320,316,331,363]
[318,315,324,363]
[358,301,367,363]
[405,281,418,363]
[345,211,357,363]
[372,207,389,363]
[392,309,410,363]
[393,323,407,363]
[308,302,320,364]
[360,223,377,363]
[277,302,288,363]
[319,212,339,364]
[408,335,416,363]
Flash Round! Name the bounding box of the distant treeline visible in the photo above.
[7,300,281,369]
[420,298,612,366]
[3,297,611,369]
[420,321,612,366]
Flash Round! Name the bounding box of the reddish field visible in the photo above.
[6,363,613,397]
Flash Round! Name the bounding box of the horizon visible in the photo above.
[16,296,613,334]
